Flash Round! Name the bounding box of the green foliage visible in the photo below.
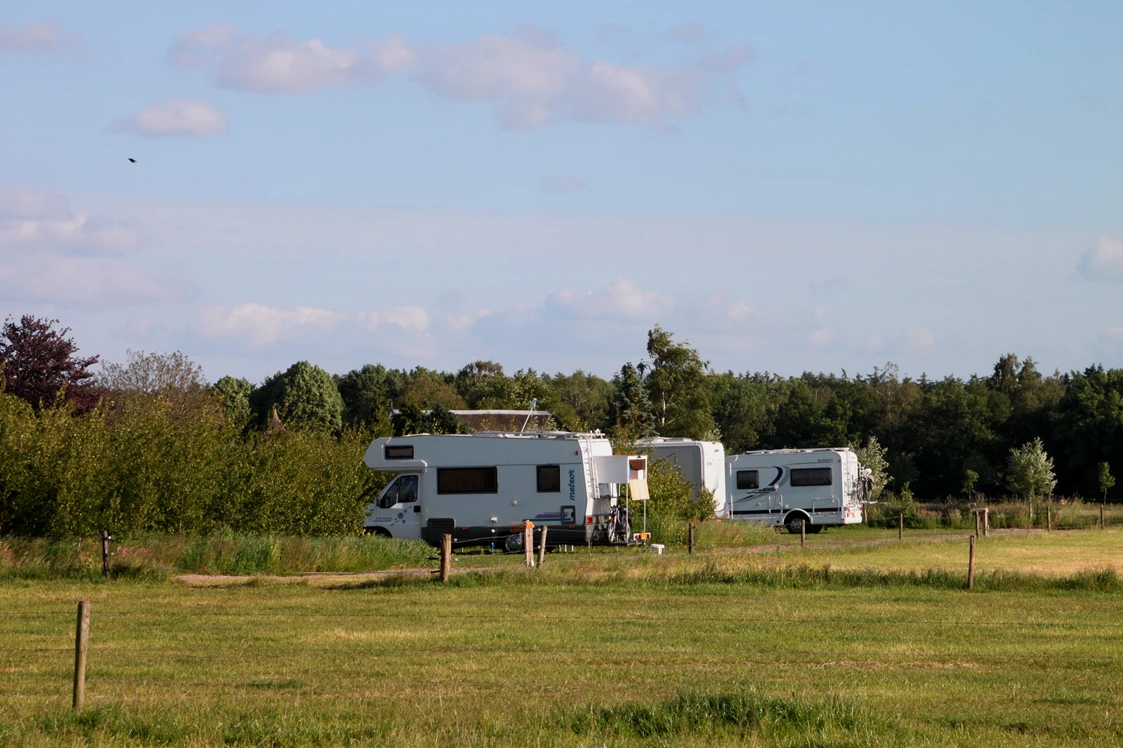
[851,435,890,500]
[644,325,715,438]
[1098,462,1115,501]
[1006,437,1057,501]
[335,364,399,432]
[391,403,470,436]
[252,361,344,432]
[211,375,253,429]
[646,457,717,524]
[0,390,375,537]
[607,362,654,436]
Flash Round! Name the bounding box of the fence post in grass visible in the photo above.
[967,535,976,590]
[100,530,111,579]
[688,522,695,555]
[524,523,535,567]
[73,600,90,710]
[1101,504,1105,530]
[984,508,989,537]
[439,534,451,583]
[899,513,904,541]
[974,512,980,538]
[800,518,806,548]
[1046,504,1051,532]
[538,526,548,567]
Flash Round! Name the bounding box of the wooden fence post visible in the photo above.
[898,513,903,541]
[1046,504,1051,532]
[524,524,535,567]
[538,526,548,567]
[73,600,90,710]
[1100,504,1105,530]
[439,534,451,583]
[688,522,695,555]
[984,508,989,537]
[974,512,980,538]
[967,535,976,590]
[100,531,111,579]
[800,518,806,548]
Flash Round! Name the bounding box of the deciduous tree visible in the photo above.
[0,315,99,412]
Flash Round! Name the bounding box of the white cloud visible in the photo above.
[360,306,430,332]
[0,190,146,255]
[214,33,413,93]
[0,189,71,220]
[1076,235,1123,282]
[545,279,673,321]
[0,23,72,53]
[665,23,706,44]
[170,24,748,128]
[0,253,189,308]
[108,99,228,137]
[198,303,346,347]
[167,22,237,68]
[415,26,750,129]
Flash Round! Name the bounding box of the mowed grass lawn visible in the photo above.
[2,530,1123,746]
[769,525,1123,576]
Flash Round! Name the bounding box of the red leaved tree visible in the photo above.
[0,315,100,412]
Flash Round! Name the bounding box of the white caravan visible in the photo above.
[638,438,728,518]
[363,432,648,549]
[725,448,870,533]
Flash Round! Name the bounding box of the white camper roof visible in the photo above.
[736,447,851,456]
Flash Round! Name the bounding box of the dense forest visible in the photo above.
[1,315,1120,536]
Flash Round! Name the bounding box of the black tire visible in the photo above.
[504,533,524,553]
[785,514,810,534]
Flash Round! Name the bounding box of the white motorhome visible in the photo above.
[363,432,648,549]
[725,448,870,533]
[638,438,728,518]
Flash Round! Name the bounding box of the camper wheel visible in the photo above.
[784,513,811,535]
[366,527,392,539]
[504,533,524,553]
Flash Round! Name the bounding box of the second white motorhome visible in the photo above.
[725,448,870,533]
[363,432,648,549]
[638,438,728,518]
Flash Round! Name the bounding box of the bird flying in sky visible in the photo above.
[128,158,136,163]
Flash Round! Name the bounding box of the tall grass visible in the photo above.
[569,690,877,742]
[0,533,432,579]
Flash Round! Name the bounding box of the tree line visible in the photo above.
[1,315,1120,535]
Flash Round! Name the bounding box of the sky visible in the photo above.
[2,1,1122,384]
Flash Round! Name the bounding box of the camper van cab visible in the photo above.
[726,448,869,533]
[363,432,648,549]
[638,438,728,518]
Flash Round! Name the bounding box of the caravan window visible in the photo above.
[385,445,414,460]
[790,467,832,486]
[537,465,561,492]
[437,467,498,494]
[736,470,759,490]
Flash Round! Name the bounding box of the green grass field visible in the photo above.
[2,527,1122,746]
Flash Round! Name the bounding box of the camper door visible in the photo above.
[366,473,423,540]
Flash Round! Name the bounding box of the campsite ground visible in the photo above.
[2,527,1122,746]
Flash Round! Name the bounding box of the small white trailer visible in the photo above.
[637,437,728,518]
[363,432,648,549]
[725,448,870,533]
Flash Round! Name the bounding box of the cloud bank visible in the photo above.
[167,23,749,129]
[1077,235,1123,282]
[108,99,229,137]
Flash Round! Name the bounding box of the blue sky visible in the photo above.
[2,1,1121,383]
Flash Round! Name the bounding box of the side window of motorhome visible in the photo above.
[437,467,499,494]
[790,467,832,486]
[377,479,399,508]
[385,445,414,460]
[736,470,759,490]
[537,465,561,492]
